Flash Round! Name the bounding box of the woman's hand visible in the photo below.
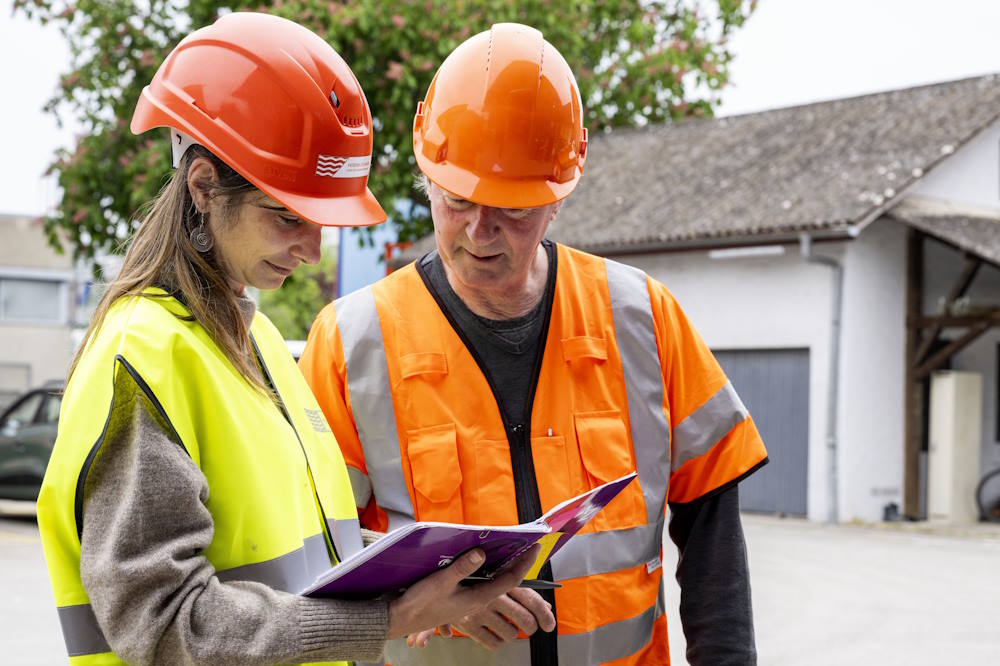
[386,544,541,642]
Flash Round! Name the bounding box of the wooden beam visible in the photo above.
[913,311,1000,328]
[903,230,924,519]
[913,256,982,364]
[914,321,993,380]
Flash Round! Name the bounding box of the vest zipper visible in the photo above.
[416,246,560,665]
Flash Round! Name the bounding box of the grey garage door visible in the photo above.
[713,349,809,516]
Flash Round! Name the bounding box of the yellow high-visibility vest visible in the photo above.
[38,290,360,665]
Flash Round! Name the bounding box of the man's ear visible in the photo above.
[549,199,564,221]
[186,157,219,212]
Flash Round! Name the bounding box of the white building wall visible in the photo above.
[0,215,79,403]
[612,244,838,522]
[838,219,908,522]
[0,325,75,386]
[907,119,1000,213]
[612,220,912,523]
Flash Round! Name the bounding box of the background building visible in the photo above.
[0,214,87,409]
[554,74,1000,523]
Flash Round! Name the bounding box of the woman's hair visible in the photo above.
[68,146,269,393]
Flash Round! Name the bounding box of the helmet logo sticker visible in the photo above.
[315,154,372,179]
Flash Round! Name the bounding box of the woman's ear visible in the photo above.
[186,157,219,212]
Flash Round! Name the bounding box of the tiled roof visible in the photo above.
[888,204,1000,267]
[548,74,1000,253]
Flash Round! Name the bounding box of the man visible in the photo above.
[300,22,767,666]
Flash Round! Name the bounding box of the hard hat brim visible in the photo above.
[273,184,387,228]
[417,153,579,209]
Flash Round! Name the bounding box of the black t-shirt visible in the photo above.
[420,242,554,427]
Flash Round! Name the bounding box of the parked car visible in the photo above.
[0,382,62,501]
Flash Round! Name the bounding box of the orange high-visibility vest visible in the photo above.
[300,243,767,665]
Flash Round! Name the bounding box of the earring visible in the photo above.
[190,211,214,253]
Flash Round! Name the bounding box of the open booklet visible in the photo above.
[302,471,638,599]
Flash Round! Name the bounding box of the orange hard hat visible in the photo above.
[413,23,588,208]
[131,12,385,227]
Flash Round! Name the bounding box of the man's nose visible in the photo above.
[465,206,499,243]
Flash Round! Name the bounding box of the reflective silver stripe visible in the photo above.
[605,259,671,525]
[347,465,373,508]
[216,533,330,593]
[550,518,664,580]
[559,584,665,664]
[57,536,337,655]
[384,634,530,665]
[671,381,748,471]
[57,603,110,657]
[335,286,415,532]
[328,517,363,560]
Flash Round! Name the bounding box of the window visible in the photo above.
[38,393,62,425]
[0,278,63,323]
[0,391,43,435]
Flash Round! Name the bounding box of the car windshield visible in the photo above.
[39,393,62,425]
[1,392,43,432]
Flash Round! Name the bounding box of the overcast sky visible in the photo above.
[4,0,1000,217]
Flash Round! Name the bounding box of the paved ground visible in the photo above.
[665,514,1000,665]
[3,500,1000,664]
[0,500,64,664]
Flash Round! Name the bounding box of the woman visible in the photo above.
[36,13,537,665]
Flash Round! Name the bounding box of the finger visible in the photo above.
[416,628,436,648]
[488,593,539,635]
[482,608,520,642]
[444,544,542,616]
[439,548,486,585]
[460,622,505,651]
[483,544,541,596]
[437,623,453,638]
[460,607,520,643]
[507,587,555,632]
[411,627,440,647]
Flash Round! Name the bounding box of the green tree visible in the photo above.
[17,0,755,264]
[257,250,337,339]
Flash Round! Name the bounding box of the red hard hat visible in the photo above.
[131,12,385,227]
[413,23,588,208]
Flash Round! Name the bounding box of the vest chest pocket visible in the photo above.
[471,439,519,525]
[574,410,645,532]
[406,423,464,523]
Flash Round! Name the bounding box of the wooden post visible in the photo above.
[903,230,924,518]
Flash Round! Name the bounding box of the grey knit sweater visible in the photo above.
[78,296,389,665]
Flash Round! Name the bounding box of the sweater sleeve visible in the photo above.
[668,484,757,666]
[79,365,388,665]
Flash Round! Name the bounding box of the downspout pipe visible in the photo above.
[800,234,843,524]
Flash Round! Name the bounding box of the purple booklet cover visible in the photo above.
[302,472,638,599]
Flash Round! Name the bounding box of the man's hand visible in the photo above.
[386,545,541,641]
[445,587,556,650]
